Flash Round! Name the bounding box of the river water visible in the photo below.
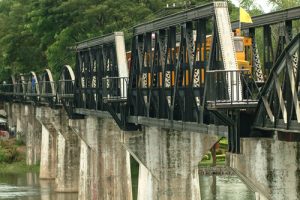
[0,172,255,200]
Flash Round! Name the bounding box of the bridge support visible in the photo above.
[26,104,42,165]
[124,127,218,200]
[37,107,57,179]
[52,110,80,193]
[71,116,132,200]
[8,103,41,165]
[228,137,300,200]
[4,102,16,134]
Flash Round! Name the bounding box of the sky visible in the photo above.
[231,0,273,13]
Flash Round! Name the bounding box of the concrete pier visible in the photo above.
[37,107,57,179]
[52,110,80,193]
[6,103,41,165]
[228,137,300,200]
[124,127,219,200]
[26,105,41,165]
[72,117,132,200]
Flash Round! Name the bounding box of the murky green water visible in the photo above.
[200,175,256,200]
[0,173,77,200]
[0,172,255,200]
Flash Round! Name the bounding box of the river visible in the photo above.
[0,172,255,200]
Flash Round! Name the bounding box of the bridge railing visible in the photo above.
[57,80,75,99]
[38,81,56,104]
[102,77,128,103]
[0,84,14,95]
[39,81,56,97]
[206,69,259,109]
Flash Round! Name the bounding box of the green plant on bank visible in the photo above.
[0,161,39,174]
[15,138,25,146]
[199,139,228,167]
[0,139,39,174]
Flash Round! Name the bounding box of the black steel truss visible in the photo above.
[128,3,232,125]
[254,33,300,134]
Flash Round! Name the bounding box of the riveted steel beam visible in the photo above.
[133,3,215,35]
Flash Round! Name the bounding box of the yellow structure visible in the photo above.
[126,31,253,87]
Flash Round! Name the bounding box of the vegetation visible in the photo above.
[0,0,240,81]
[199,138,227,167]
[0,138,39,173]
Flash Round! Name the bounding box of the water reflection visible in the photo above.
[0,173,77,200]
[0,172,255,200]
[200,175,256,200]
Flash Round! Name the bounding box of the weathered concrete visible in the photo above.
[7,103,42,165]
[52,109,80,193]
[37,107,57,179]
[15,103,27,141]
[228,137,300,200]
[71,117,132,200]
[26,104,42,165]
[123,127,219,200]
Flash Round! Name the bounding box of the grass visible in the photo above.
[199,139,228,167]
[0,138,40,174]
[0,161,40,174]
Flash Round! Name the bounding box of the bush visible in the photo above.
[0,142,20,163]
[15,139,25,146]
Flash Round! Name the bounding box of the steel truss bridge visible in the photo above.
[1,2,300,153]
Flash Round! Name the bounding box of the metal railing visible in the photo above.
[57,80,75,99]
[102,77,128,103]
[0,84,15,95]
[206,69,259,108]
[39,81,56,97]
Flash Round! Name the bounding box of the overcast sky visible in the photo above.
[231,0,273,13]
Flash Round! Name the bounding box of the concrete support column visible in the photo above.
[16,104,27,141]
[137,164,156,200]
[124,126,219,200]
[228,137,300,200]
[4,103,15,130]
[39,124,57,179]
[73,117,132,200]
[54,111,80,193]
[37,107,58,179]
[26,105,41,165]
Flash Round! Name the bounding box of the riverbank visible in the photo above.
[0,138,39,174]
[199,166,234,175]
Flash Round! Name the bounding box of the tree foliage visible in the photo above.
[0,0,239,81]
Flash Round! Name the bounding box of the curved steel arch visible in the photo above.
[57,65,75,97]
[57,65,80,118]
[253,33,300,133]
[60,65,75,81]
[27,71,40,94]
[39,69,56,104]
[15,74,26,100]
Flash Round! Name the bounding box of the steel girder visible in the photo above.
[128,2,238,125]
[254,33,300,135]
[74,32,132,128]
[232,7,300,82]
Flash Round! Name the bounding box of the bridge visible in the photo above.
[0,2,300,200]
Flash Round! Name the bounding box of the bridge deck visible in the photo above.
[207,100,258,110]
[75,108,228,137]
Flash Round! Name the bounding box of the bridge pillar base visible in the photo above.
[124,126,218,200]
[73,117,132,200]
[228,137,300,200]
[39,124,57,179]
[50,110,80,193]
[37,107,58,179]
[55,129,80,192]
[26,105,41,165]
